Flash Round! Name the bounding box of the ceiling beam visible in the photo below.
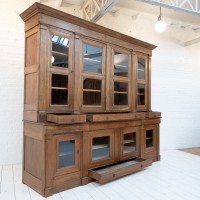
[136,0,200,15]
[82,0,119,22]
[184,37,200,46]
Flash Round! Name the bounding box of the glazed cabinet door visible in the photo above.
[54,133,80,176]
[110,46,132,111]
[136,53,148,111]
[119,127,139,161]
[84,129,115,169]
[76,37,106,112]
[48,27,74,112]
[142,125,159,158]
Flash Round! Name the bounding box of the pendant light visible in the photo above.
[155,7,167,32]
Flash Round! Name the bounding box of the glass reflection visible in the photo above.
[52,35,69,68]
[83,43,103,73]
[59,140,75,168]
[114,52,128,77]
[138,58,145,80]
[92,136,110,160]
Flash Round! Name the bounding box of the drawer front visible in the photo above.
[47,114,86,124]
[87,113,145,122]
[89,158,152,184]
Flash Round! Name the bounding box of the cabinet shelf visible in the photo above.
[59,152,74,156]
[123,140,135,144]
[92,145,108,150]
[83,89,101,93]
[52,50,68,56]
[123,146,136,153]
[52,87,68,90]
[114,91,127,94]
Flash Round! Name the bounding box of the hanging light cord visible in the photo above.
[157,7,162,21]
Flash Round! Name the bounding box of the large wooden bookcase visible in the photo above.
[20,3,161,197]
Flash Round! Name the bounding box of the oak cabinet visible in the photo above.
[20,3,161,197]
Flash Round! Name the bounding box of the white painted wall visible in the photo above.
[0,0,200,165]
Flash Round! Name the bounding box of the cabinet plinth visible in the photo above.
[20,3,161,197]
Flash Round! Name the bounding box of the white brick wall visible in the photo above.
[0,1,200,165]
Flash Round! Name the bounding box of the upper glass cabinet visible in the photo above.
[48,28,74,111]
[110,47,131,111]
[51,35,69,68]
[83,43,103,74]
[80,39,106,112]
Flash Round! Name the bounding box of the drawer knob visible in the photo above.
[113,174,116,177]
[141,164,143,168]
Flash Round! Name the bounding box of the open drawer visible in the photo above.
[89,158,152,184]
[47,114,86,124]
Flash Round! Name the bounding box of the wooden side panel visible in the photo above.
[24,28,39,115]
[24,122,44,140]
[25,73,37,106]
[38,25,48,111]
[24,136,43,180]
[24,111,38,122]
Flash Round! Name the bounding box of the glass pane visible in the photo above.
[114,82,128,105]
[51,74,68,105]
[52,74,68,88]
[59,140,75,168]
[52,35,69,68]
[83,79,102,105]
[146,130,153,148]
[83,43,103,73]
[137,84,145,105]
[83,92,101,105]
[92,136,110,161]
[123,132,136,154]
[83,78,101,90]
[114,51,128,77]
[138,58,145,80]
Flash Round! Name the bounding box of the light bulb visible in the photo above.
[155,19,167,32]
[51,56,55,63]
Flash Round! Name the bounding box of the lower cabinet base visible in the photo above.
[23,115,161,197]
